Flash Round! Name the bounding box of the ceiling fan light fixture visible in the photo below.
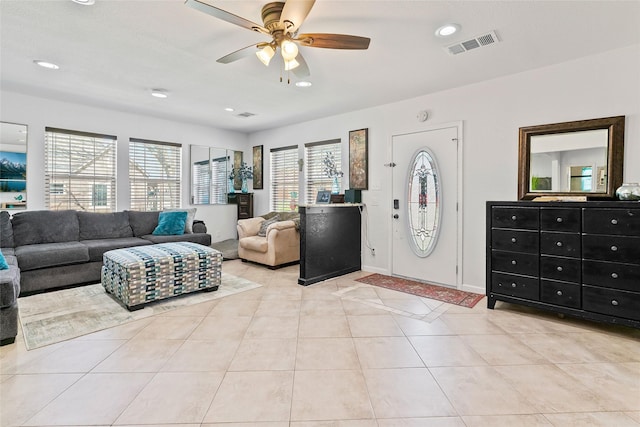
[435,23,460,37]
[280,40,299,61]
[284,58,300,71]
[256,45,275,66]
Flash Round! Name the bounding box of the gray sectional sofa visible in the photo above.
[0,209,212,345]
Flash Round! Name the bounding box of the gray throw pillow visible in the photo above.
[257,216,279,237]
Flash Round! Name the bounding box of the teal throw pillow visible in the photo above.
[0,252,9,270]
[152,211,188,236]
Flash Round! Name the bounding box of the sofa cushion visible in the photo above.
[12,210,79,246]
[15,242,90,271]
[142,233,212,246]
[78,211,133,240]
[239,236,269,253]
[126,210,159,237]
[164,208,197,233]
[0,211,14,248]
[153,211,187,235]
[81,237,150,262]
[0,263,20,307]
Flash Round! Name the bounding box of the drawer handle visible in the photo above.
[511,237,517,243]
[557,266,563,272]
[511,260,517,265]
[611,219,618,225]
[556,217,563,223]
[611,300,619,306]
[498,282,503,287]
[511,283,517,288]
[556,290,563,296]
[556,241,563,247]
[611,245,618,252]
[611,272,619,279]
[511,215,517,221]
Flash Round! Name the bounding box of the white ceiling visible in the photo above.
[1,0,639,134]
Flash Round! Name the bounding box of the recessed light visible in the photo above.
[33,60,60,70]
[435,24,460,37]
[224,107,235,112]
[295,81,312,88]
[71,0,95,5]
[150,89,168,98]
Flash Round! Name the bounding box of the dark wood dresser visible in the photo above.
[298,205,362,286]
[228,193,253,220]
[487,201,640,328]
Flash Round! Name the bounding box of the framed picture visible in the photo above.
[316,190,331,204]
[233,151,243,191]
[349,128,368,190]
[252,145,263,189]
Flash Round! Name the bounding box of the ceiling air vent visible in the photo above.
[445,30,500,55]
[236,112,256,118]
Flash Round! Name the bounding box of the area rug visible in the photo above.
[18,273,261,350]
[356,273,484,308]
[211,238,239,260]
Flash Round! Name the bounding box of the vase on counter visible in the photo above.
[615,183,640,201]
[241,178,248,193]
[331,176,340,195]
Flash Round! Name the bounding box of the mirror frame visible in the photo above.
[518,115,625,200]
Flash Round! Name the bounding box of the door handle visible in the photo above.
[393,214,399,219]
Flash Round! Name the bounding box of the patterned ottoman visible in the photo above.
[101,242,222,310]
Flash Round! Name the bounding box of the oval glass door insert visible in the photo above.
[406,148,441,257]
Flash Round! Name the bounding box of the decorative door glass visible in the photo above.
[406,148,441,257]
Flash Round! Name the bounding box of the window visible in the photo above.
[129,138,181,211]
[270,145,299,212]
[304,139,342,205]
[45,127,116,211]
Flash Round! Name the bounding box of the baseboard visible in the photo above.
[361,264,389,275]
[461,283,485,295]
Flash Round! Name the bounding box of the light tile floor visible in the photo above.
[1,260,639,426]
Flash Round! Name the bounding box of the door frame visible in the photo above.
[388,121,464,289]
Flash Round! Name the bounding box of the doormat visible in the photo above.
[19,273,261,350]
[355,273,484,308]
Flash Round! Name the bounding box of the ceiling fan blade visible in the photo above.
[216,44,260,64]
[185,0,269,35]
[297,33,370,49]
[292,52,310,78]
[280,0,316,34]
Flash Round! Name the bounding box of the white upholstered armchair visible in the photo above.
[237,214,300,268]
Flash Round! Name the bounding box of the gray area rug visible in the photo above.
[18,273,260,350]
[211,238,239,260]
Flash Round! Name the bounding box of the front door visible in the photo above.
[391,124,461,287]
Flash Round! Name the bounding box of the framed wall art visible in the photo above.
[349,128,368,190]
[252,145,263,190]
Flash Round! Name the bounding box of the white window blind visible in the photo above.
[45,127,117,212]
[192,155,227,205]
[129,138,181,211]
[270,145,299,212]
[304,139,341,205]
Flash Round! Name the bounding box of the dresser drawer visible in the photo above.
[583,208,640,236]
[492,207,538,230]
[541,280,581,308]
[540,232,581,257]
[540,208,581,232]
[582,234,640,264]
[583,260,640,292]
[492,229,538,253]
[583,285,640,321]
[491,250,538,276]
[540,255,581,283]
[491,272,539,300]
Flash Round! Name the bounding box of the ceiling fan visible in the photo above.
[185,0,371,79]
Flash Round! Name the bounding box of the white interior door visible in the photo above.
[391,125,461,287]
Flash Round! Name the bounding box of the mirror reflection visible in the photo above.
[0,122,27,210]
[530,129,608,193]
[190,145,232,205]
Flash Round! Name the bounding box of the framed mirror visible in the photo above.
[518,116,625,200]
[0,121,28,210]
[190,145,233,205]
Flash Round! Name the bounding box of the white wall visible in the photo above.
[249,44,640,293]
[0,91,249,242]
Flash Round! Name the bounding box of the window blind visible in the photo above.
[192,155,228,205]
[270,145,299,212]
[304,139,341,205]
[129,138,181,211]
[44,127,117,212]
